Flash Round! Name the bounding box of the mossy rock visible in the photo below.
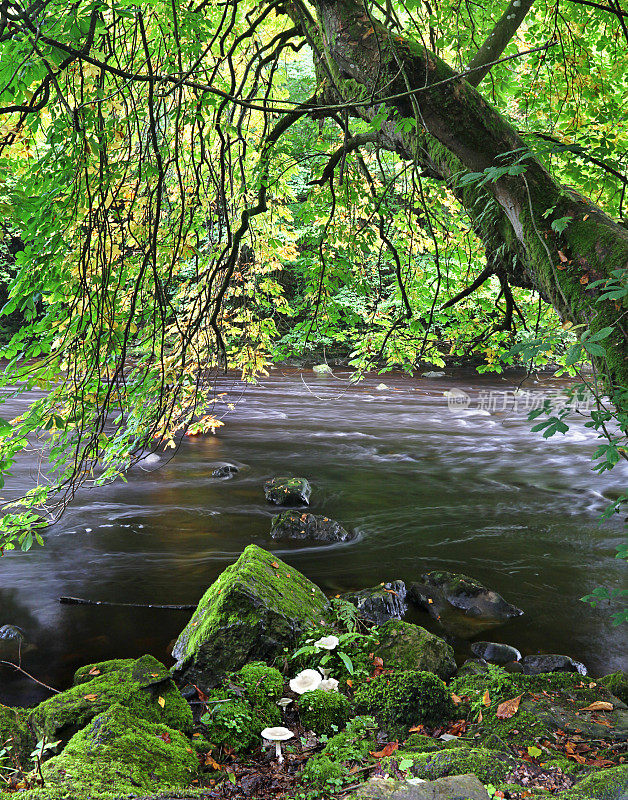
[299,754,346,789]
[299,689,352,734]
[402,732,440,753]
[18,704,198,800]
[598,672,628,705]
[234,661,284,706]
[0,705,35,765]
[382,746,514,785]
[354,670,454,736]
[342,581,407,625]
[560,764,628,799]
[29,654,192,743]
[263,476,311,506]
[374,619,456,680]
[171,545,329,690]
[350,774,493,800]
[73,658,134,686]
[270,510,354,542]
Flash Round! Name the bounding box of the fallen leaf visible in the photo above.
[271,561,280,568]
[580,274,589,284]
[158,731,171,743]
[580,701,613,712]
[158,696,165,708]
[478,709,483,722]
[83,694,98,702]
[205,753,222,770]
[369,742,399,758]
[496,694,523,719]
[558,250,568,262]
[88,667,101,676]
[482,690,491,706]
[528,746,542,758]
[583,214,590,220]
[408,724,426,733]
[451,693,462,705]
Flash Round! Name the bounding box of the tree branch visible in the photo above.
[465,0,536,87]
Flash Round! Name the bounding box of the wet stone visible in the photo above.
[470,641,521,664]
[269,511,355,543]
[264,476,311,506]
[521,653,587,676]
[342,581,408,625]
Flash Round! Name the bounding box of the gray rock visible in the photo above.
[172,545,328,690]
[349,774,490,800]
[263,476,311,506]
[421,372,446,379]
[270,511,355,543]
[470,641,521,664]
[212,464,238,478]
[521,654,587,676]
[343,581,407,625]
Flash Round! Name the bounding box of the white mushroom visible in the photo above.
[320,678,339,692]
[261,726,294,764]
[277,697,293,710]
[289,669,322,694]
[314,635,339,651]
[318,666,332,679]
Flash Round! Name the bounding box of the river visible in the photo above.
[1,367,626,706]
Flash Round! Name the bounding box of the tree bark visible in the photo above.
[289,0,628,400]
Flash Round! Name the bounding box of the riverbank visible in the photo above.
[1,545,626,800]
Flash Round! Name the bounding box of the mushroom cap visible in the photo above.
[261,726,294,742]
[277,697,293,708]
[320,678,339,692]
[314,635,339,650]
[289,668,322,694]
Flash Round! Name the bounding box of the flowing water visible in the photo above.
[1,367,626,706]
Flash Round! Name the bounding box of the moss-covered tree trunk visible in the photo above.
[289,0,628,402]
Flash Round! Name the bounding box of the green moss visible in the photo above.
[29,654,192,742]
[235,661,284,704]
[382,746,513,785]
[15,703,197,800]
[299,689,352,734]
[354,670,454,736]
[73,659,134,686]
[199,691,259,753]
[374,620,456,679]
[299,754,346,789]
[320,716,377,761]
[189,734,212,754]
[171,545,329,689]
[0,705,34,766]
[598,672,628,705]
[561,764,628,799]
[402,733,440,752]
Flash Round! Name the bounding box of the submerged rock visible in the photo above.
[30,654,192,743]
[34,703,197,798]
[470,641,521,664]
[520,653,587,676]
[349,774,491,800]
[264,476,311,506]
[212,464,239,478]
[342,581,407,625]
[421,371,446,378]
[270,511,355,543]
[171,544,328,690]
[408,571,522,638]
[374,619,456,680]
[313,363,332,373]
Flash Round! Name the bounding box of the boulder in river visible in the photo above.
[470,641,521,664]
[270,511,355,543]
[342,580,407,625]
[520,653,587,676]
[29,654,192,743]
[264,476,311,506]
[408,571,522,638]
[171,544,329,690]
[313,363,332,373]
[212,464,239,478]
[374,619,456,679]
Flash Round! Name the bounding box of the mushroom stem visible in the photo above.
[275,741,284,764]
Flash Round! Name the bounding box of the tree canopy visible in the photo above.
[0,0,627,561]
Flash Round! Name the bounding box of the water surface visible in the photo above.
[1,368,626,705]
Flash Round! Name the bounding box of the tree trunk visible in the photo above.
[290,0,628,401]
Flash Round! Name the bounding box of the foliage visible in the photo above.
[297,689,352,735]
